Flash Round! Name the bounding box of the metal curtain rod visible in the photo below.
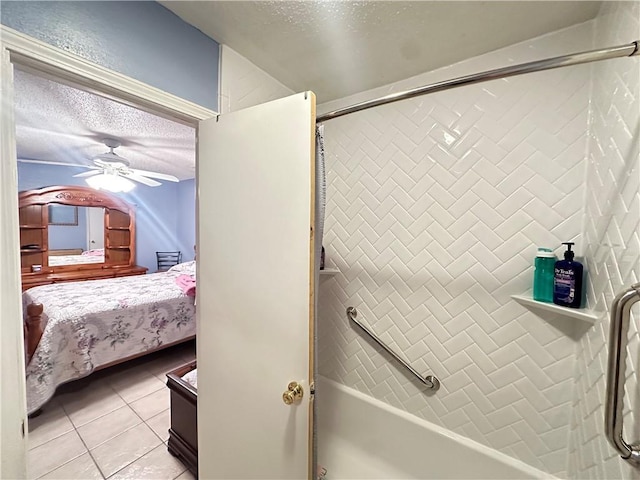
[317,41,639,123]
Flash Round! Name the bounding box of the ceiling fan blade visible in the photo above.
[73,170,102,178]
[129,168,179,182]
[94,158,128,169]
[18,159,94,168]
[95,152,128,165]
[94,159,110,167]
[125,173,162,187]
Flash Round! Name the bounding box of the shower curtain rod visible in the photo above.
[316,40,639,123]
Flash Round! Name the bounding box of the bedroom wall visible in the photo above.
[48,207,87,251]
[177,178,196,262]
[17,162,183,273]
[0,1,219,110]
[317,22,595,477]
[568,2,640,478]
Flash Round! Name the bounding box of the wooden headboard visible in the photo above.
[19,185,147,290]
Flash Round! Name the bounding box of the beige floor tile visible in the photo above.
[146,409,171,442]
[60,384,126,428]
[108,444,186,479]
[28,430,87,479]
[38,452,102,480]
[28,402,74,450]
[146,354,192,381]
[95,361,151,385]
[130,388,170,420]
[108,370,166,404]
[174,469,195,480]
[180,343,196,363]
[77,405,142,450]
[91,423,161,478]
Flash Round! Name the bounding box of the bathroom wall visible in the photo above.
[0,1,219,110]
[317,23,596,477]
[219,45,294,114]
[568,2,640,479]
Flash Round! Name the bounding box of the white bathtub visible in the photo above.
[316,377,554,480]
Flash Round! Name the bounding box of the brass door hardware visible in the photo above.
[282,381,303,405]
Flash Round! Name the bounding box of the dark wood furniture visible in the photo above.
[157,251,182,272]
[167,361,198,476]
[19,185,147,291]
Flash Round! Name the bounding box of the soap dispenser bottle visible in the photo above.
[553,242,583,308]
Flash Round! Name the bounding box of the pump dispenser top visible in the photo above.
[562,242,575,261]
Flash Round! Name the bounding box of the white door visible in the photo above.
[87,207,105,250]
[0,48,28,479]
[197,92,317,479]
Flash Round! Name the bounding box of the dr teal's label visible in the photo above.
[554,267,575,302]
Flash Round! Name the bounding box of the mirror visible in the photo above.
[48,204,77,225]
[48,206,105,266]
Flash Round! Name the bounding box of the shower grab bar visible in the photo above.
[605,282,640,466]
[346,307,440,391]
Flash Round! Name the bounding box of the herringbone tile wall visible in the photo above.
[568,3,640,479]
[317,23,596,477]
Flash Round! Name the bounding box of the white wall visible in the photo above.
[317,22,596,478]
[219,45,294,114]
[568,3,640,479]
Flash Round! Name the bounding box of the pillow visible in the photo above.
[167,260,196,275]
[182,369,197,389]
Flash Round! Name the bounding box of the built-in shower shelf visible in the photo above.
[511,294,599,324]
[320,268,340,276]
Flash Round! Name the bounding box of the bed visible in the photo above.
[167,361,198,475]
[47,248,105,267]
[23,260,197,415]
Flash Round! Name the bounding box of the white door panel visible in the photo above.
[87,207,104,249]
[197,92,316,479]
[0,47,28,480]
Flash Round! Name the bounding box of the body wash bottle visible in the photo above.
[553,242,583,308]
[533,247,556,303]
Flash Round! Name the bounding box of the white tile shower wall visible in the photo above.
[219,45,294,114]
[568,3,640,479]
[318,23,595,477]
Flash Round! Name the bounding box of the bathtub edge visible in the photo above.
[317,375,559,480]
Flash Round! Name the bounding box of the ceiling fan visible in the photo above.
[72,138,179,188]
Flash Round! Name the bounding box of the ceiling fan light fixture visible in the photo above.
[86,173,135,193]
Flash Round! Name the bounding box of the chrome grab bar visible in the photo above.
[605,283,640,466]
[346,307,440,391]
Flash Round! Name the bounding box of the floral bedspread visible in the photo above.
[24,262,196,414]
[48,254,104,266]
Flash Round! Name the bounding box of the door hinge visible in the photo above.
[21,419,25,438]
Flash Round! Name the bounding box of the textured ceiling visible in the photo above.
[13,1,601,179]
[160,1,602,102]
[13,69,196,180]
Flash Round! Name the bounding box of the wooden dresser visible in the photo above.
[19,185,148,291]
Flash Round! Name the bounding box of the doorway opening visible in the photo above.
[3,33,211,478]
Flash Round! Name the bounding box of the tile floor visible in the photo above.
[27,341,196,480]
